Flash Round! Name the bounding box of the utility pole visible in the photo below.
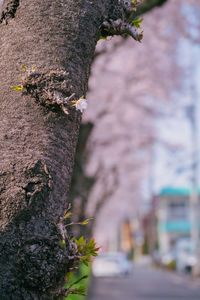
[190,141,200,277]
[148,145,156,260]
[189,49,200,277]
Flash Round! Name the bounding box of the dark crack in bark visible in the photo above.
[0,0,20,24]
[0,219,78,300]
[22,160,53,206]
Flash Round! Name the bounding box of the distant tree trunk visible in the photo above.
[68,122,95,239]
[0,0,168,298]
[135,0,168,15]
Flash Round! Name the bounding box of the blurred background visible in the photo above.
[68,0,200,299]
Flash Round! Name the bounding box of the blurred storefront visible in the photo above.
[156,187,200,255]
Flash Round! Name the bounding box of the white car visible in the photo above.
[175,238,197,273]
[92,252,132,277]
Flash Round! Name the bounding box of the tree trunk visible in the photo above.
[0,0,106,298]
[0,0,168,298]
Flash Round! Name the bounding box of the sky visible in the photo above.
[152,4,200,195]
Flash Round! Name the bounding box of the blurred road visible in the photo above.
[88,264,200,300]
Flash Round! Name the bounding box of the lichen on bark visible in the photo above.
[13,67,77,115]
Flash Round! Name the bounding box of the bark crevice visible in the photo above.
[0,217,76,300]
[21,160,53,206]
[0,0,20,24]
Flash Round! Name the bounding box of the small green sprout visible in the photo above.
[81,218,94,225]
[21,64,27,72]
[10,85,24,91]
[68,275,88,289]
[66,271,73,282]
[56,276,88,299]
[64,217,94,228]
[59,240,66,249]
[10,65,35,92]
[73,285,87,296]
[64,211,72,219]
[56,204,100,298]
[98,36,108,40]
[132,17,144,28]
[72,236,100,266]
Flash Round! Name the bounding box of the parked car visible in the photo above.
[92,252,132,277]
[175,238,197,273]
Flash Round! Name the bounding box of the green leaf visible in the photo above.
[21,64,26,71]
[81,259,89,266]
[68,286,87,296]
[81,218,94,225]
[64,212,72,219]
[76,285,87,295]
[132,17,144,28]
[11,85,24,91]
[98,36,107,40]
[68,275,88,289]
[59,240,66,249]
[77,236,86,245]
[66,271,73,282]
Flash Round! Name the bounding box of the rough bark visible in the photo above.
[0,0,107,298]
[0,0,168,299]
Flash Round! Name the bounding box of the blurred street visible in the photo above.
[89,264,200,300]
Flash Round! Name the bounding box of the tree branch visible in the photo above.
[134,0,168,16]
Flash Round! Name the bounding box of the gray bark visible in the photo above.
[0,0,107,298]
[0,0,168,298]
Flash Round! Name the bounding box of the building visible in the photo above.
[156,187,200,255]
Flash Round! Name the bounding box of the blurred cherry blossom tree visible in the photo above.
[70,0,200,244]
